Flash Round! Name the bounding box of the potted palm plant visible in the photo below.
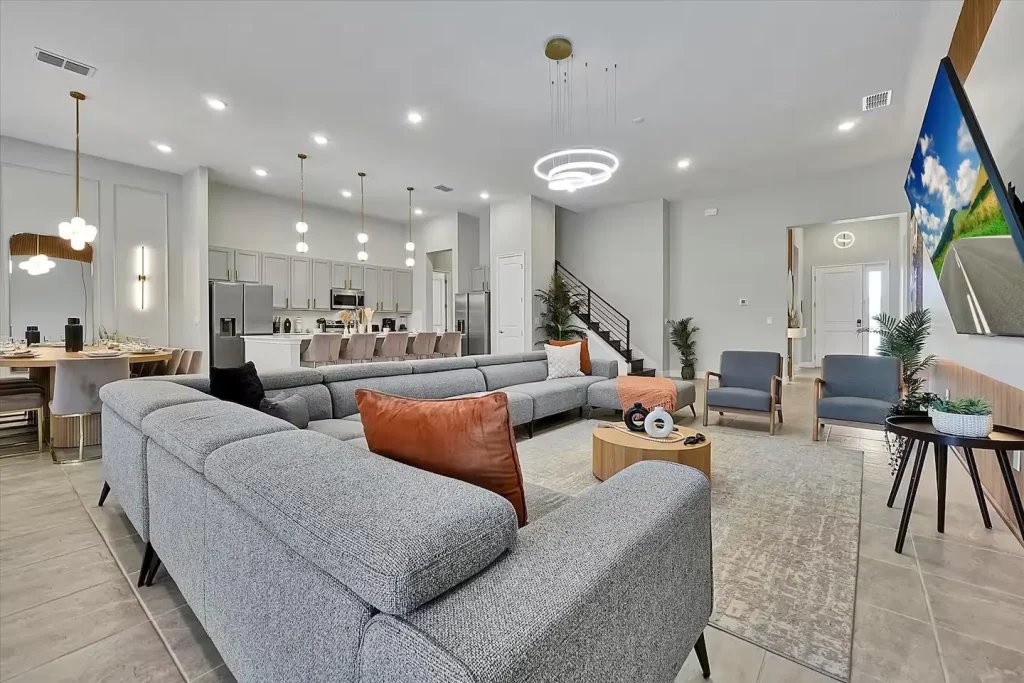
[535,273,587,342]
[668,317,699,380]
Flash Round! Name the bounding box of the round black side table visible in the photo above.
[884,416,1024,554]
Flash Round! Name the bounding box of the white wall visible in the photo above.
[669,158,909,376]
[556,199,669,369]
[799,215,904,363]
[922,1,1024,389]
[478,211,490,269]
[530,197,555,348]
[489,196,533,350]
[413,214,459,332]
[177,167,209,363]
[1,136,180,345]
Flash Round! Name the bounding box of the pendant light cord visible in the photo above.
[299,156,305,223]
[359,173,365,231]
[75,95,80,217]
[408,188,413,242]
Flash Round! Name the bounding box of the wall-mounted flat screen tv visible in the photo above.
[904,57,1024,337]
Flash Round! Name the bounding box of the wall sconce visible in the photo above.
[137,246,148,310]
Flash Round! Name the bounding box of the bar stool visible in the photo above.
[341,333,377,363]
[0,378,46,456]
[301,334,334,368]
[375,332,409,361]
[436,331,461,358]
[50,356,130,463]
[327,334,344,365]
[408,332,438,360]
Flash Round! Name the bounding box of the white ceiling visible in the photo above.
[0,0,962,221]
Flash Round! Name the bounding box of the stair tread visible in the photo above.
[628,369,657,377]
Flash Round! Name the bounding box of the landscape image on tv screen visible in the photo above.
[905,60,1024,337]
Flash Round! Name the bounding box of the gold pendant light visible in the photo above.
[405,187,415,267]
[295,153,309,253]
[356,172,368,261]
[58,92,98,249]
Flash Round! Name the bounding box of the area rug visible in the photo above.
[517,418,863,681]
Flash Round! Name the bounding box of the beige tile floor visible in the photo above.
[1,370,1022,682]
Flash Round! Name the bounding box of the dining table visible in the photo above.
[0,345,172,448]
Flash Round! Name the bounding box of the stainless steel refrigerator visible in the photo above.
[209,282,273,368]
[454,291,490,356]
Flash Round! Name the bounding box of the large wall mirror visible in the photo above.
[7,233,94,342]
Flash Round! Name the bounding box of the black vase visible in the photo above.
[624,402,649,432]
[65,318,84,352]
[25,326,40,346]
[283,318,292,334]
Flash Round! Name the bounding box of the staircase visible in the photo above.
[555,261,656,377]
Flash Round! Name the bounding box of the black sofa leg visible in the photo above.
[138,542,155,587]
[145,555,162,587]
[578,406,583,418]
[694,632,711,679]
[689,404,697,418]
[98,481,110,507]
[527,421,535,438]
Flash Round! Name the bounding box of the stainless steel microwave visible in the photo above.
[330,288,365,310]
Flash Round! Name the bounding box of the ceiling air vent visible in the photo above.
[34,48,97,77]
[862,90,892,112]
[433,184,454,193]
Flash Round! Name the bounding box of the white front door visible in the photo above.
[496,254,525,353]
[432,272,447,333]
[814,264,864,363]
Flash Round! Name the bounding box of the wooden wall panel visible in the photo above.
[947,0,1001,81]
[928,360,1024,544]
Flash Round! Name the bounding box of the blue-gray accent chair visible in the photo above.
[704,351,784,435]
[813,355,902,441]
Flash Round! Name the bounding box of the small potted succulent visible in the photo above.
[929,397,994,438]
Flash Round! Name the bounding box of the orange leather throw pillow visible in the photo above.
[355,389,528,526]
[548,339,591,375]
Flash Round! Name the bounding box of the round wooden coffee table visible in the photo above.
[592,424,712,482]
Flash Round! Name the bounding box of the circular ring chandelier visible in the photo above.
[533,149,620,193]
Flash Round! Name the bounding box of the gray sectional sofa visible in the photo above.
[98,351,711,682]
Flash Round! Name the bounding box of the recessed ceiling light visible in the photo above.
[206,97,227,111]
[479,191,490,200]
[414,208,423,216]
[252,167,268,177]
[340,189,352,198]
[632,116,646,124]
[676,158,691,170]
[837,120,857,132]
[153,142,173,154]
[312,134,329,146]
[407,111,423,124]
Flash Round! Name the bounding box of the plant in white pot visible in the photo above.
[930,397,994,438]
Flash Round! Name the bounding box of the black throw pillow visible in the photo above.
[209,361,265,410]
[260,394,310,429]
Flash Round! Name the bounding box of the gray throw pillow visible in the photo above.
[259,394,310,429]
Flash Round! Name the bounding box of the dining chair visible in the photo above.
[187,350,203,374]
[0,377,46,456]
[177,350,194,375]
[300,334,334,368]
[50,356,130,463]
[327,334,344,365]
[408,332,438,360]
[375,332,409,361]
[161,348,183,376]
[435,331,461,358]
[704,350,784,435]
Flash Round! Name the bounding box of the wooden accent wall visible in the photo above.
[927,360,1024,544]
[947,0,1001,81]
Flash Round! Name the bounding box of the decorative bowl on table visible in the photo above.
[929,397,994,438]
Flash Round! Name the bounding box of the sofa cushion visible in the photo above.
[817,396,893,425]
[719,351,781,393]
[138,374,211,392]
[210,361,265,409]
[320,363,411,382]
[821,355,901,403]
[260,394,310,429]
[307,418,366,441]
[407,357,477,373]
[205,430,518,615]
[100,379,216,429]
[259,367,325,391]
[265,383,332,421]
[326,368,486,418]
[478,360,548,391]
[142,400,295,473]
[587,378,696,411]
[470,353,524,367]
[548,339,591,374]
[705,387,771,412]
[544,343,584,380]
[452,390,534,426]
[356,390,527,526]
[522,350,547,362]
[504,379,584,418]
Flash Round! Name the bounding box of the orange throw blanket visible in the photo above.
[616,376,678,413]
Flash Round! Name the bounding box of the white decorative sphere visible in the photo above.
[357,232,369,244]
[357,250,368,262]
[295,221,308,234]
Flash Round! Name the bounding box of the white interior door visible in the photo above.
[813,264,864,363]
[496,254,525,353]
[432,272,447,333]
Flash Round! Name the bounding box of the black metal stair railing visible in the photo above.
[555,260,635,367]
